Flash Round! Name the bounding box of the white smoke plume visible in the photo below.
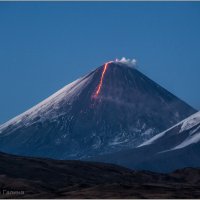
[115,57,137,68]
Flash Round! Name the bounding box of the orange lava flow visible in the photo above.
[95,62,111,97]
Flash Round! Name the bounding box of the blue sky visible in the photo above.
[0,2,200,124]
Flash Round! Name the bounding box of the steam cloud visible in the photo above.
[115,57,137,68]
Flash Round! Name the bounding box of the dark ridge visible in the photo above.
[0,152,200,199]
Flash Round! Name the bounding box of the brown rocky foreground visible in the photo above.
[0,152,200,199]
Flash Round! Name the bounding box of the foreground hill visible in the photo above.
[90,111,200,172]
[0,61,196,160]
[0,152,200,198]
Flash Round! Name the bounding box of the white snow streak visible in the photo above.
[179,112,200,133]
[139,111,200,148]
[138,130,166,147]
[0,73,94,132]
[172,131,200,150]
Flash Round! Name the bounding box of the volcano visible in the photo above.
[0,61,196,159]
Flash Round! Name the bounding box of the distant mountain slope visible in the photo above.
[140,110,200,150]
[0,152,200,198]
[90,111,200,172]
[0,61,196,159]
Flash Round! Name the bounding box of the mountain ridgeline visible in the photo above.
[0,62,196,160]
[1,151,200,199]
[91,111,200,172]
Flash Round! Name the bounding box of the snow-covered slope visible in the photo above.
[91,111,200,172]
[0,73,94,132]
[0,61,196,160]
[140,111,200,151]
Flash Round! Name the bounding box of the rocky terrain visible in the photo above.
[0,152,200,199]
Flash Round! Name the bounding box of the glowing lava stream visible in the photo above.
[94,61,112,97]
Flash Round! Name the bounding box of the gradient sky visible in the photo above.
[0,2,200,124]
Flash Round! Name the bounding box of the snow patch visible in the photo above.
[189,125,200,136]
[109,134,129,146]
[109,139,129,145]
[138,130,166,147]
[179,112,200,133]
[141,128,154,136]
[172,131,200,150]
[139,111,200,148]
